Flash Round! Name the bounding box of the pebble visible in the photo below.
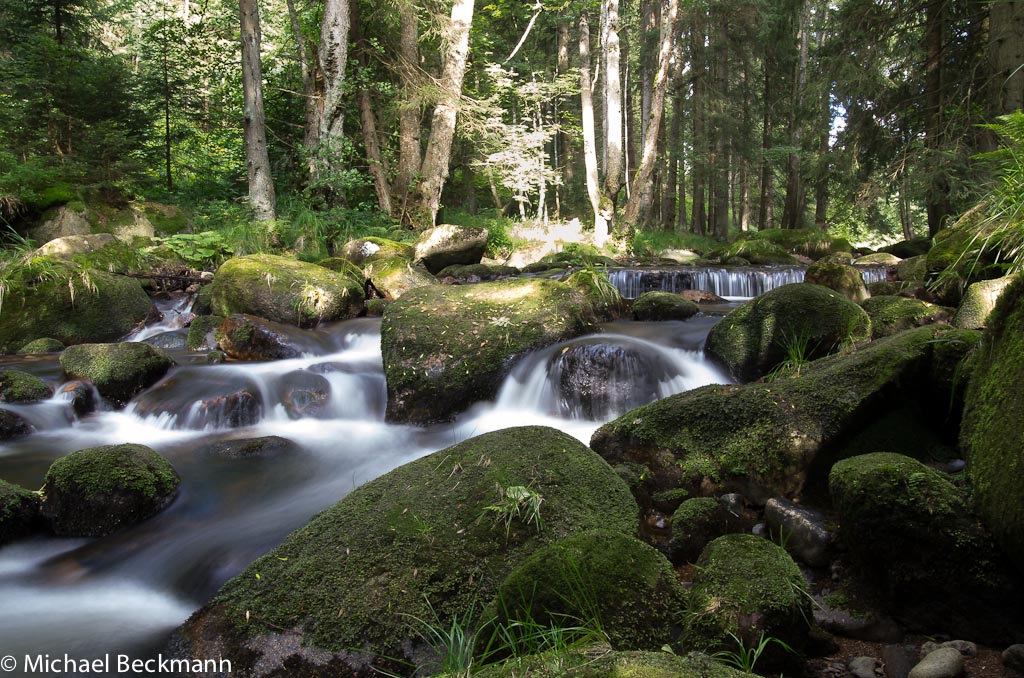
[908,647,965,678]
[848,655,882,678]
[1004,644,1024,672]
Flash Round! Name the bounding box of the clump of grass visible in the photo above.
[479,484,544,539]
[712,631,796,673]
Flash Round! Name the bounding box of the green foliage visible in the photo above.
[765,330,818,380]
[444,209,522,259]
[156,231,234,268]
[712,631,796,674]
[480,484,545,539]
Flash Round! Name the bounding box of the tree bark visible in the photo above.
[989,1,1024,115]
[286,0,322,180]
[239,0,276,222]
[393,1,423,216]
[602,0,624,208]
[690,9,706,235]
[924,0,950,237]
[758,61,774,230]
[351,4,392,216]
[408,0,475,230]
[781,0,810,230]
[711,7,729,239]
[623,0,679,226]
[580,13,609,245]
[318,0,350,148]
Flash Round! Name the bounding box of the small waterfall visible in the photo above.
[857,266,891,285]
[608,266,891,299]
[127,291,198,342]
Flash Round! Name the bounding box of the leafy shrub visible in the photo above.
[156,231,234,268]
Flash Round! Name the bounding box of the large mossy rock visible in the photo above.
[882,237,932,259]
[169,426,638,677]
[632,291,700,321]
[0,369,52,402]
[60,342,175,405]
[829,453,1020,640]
[339,237,414,266]
[414,224,488,274]
[33,233,118,259]
[0,410,32,440]
[364,256,438,299]
[40,443,180,536]
[592,327,972,506]
[711,239,799,266]
[0,479,41,545]
[861,296,951,338]
[961,275,1024,567]
[896,255,928,282]
[382,278,595,424]
[805,260,870,303]
[474,650,757,678]
[684,534,812,667]
[952,275,1016,329]
[0,262,154,354]
[854,252,901,266]
[704,283,871,383]
[210,254,364,328]
[490,529,687,650]
[669,497,745,564]
[737,228,851,260]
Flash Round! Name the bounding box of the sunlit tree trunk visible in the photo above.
[989,1,1024,115]
[580,13,609,245]
[602,0,624,210]
[318,0,350,149]
[239,0,276,222]
[690,8,706,235]
[408,0,475,230]
[394,0,422,214]
[286,0,322,182]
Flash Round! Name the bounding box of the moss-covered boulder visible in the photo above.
[704,283,871,383]
[382,278,595,424]
[0,370,51,402]
[210,254,364,328]
[804,260,870,303]
[861,296,952,338]
[414,224,488,274]
[0,262,154,354]
[215,313,331,361]
[40,443,180,536]
[364,256,438,300]
[593,327,968,506]
[744,228,851,260]
[854,252,902,266]
[952,275,1017,329]
[896,255,928,282]
[961,275,1024,567]
[437,263,520,282]
[339,237,414,266]
[669,497,744,564]
[0,479,41,545]
[60,342,175,405]
[881,237,932,259]
[490,530,686,650]
[17,337,65,353]
[829,453,1019,639]
[316,257,366,281]
[169,426,638,677]
[0,410,32,440]
[684,534,812,667]
[474,650,756,678]
[186,315,224,351]
[32,233,118,259]
[632,291,700,321]
[867,280,921,297]
[564,268,626,321]
[711,239,799,266]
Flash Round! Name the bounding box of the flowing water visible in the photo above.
[0,290,732,670]
[607,265,891,299]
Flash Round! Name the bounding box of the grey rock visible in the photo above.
[719,493,745,516]
[814,599,903,643]
[908,647,965,678]
[765,497,834,567]
[849,655,882,678]
[882,644,918,678]
[921,640,976,659]
[1003,644,1024,672]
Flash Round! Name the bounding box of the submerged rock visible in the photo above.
[0,409,32,440]
[550,342,665,420]
[592,327,970,506]
[382,278,595,424]
[60,342,175,405]
[210,254,364,328]
[0,479,41,545]
[41,443,180,536]
[169,426,638,677]
[195,436,302,460]
[704,283,871,382]
[490,529,687,650]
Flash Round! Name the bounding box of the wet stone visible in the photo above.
[908,647,965,678]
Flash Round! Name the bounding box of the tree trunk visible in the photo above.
[924,0,950,237]
[580,13,609,245]
[623,0,679,226]
[318,0,351,148]
[408,0,475,230]
[602,0,624,209]
[781,0,810,230]
[711,8,729,239]
[351,5,392,216]
[394,0,422,210]
[758,63,774,230]
[989,1,1024,115]
[556,19,573,211]
[239,0,276,222]
[286,0,321,181]
[690,9,706,235]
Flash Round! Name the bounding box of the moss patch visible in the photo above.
[704,283,871,382]
[186,315,224,351]
[710,239,799,266]
[382,278,595,424]
[0,479,41,545]
[17,337,65,353]
[632,292,700,322]
[860,295,951,338]
[669,498,743,564]
[364,256,438,300]
[41,443,180,536]
[339,237,415,265]
[60,342,175,405]
[0,369,52,402]
[210,254,364,328]
[490,530,687,650]
[177,426,638,676]
[804,261,869,303]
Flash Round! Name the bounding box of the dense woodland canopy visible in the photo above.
[1,0,1022,253]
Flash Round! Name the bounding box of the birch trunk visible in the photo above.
[580,14,609,246]
[394,0,422,208]
[239,0,276,222]
[318,0,350,148]
[602,0,624,207]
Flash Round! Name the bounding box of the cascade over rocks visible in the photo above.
[381,278,596,424]
[550,342,665,420]
[592,326,972,507]
[60,342,175,405]
[0,263,155,354]
[829,453,1020,641]
[41,443,180,536]
[961,275,1024,567]
[210,254,364,328]
[704,283,871,382]
[413,223,488,274]
[168,426,638,677]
